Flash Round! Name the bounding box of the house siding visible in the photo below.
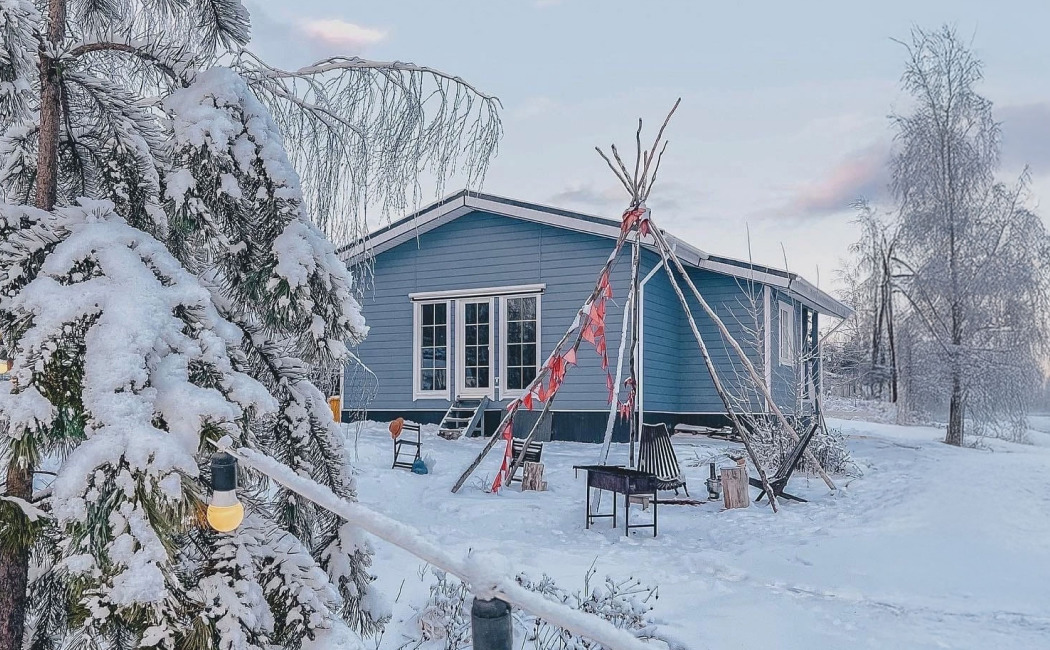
[348,210,633,418]
[346,207,818,438]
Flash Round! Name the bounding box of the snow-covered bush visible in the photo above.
[515,568,659,650]
[415,569,472,650]
[747,417,858,478]
[406,566,661,650]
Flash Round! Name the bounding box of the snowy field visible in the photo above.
[344,418,1050,649]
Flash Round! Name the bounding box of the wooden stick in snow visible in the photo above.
[651,226,836,491]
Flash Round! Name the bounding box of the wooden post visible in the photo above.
[629,231,640,467]
[521,462,545,491]
[720,466,750,509]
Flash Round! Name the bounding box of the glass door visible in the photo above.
[457,298,493,399]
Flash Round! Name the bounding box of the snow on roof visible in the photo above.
[339,190,852,319]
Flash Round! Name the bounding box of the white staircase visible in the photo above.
[438,397,489,440]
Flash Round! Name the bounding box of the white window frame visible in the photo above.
[412,300,451,401]
[499,293,542,399]
[778,301,796,366]
[456,297,495,400]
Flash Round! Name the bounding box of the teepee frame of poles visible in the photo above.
[451,100,835,512]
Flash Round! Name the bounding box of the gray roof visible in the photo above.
[339,190,852,319]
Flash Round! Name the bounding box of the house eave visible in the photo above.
[340,189,851,319]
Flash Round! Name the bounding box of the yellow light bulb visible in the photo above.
[206,500,245,532]
[208,451,243,532]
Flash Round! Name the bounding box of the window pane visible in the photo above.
[422,347,434,363]
[422,304,434,326]
[478,368,489,387]
[478,346,489,366]
[522,366,537,387]
[522,345,536,366]
[434,303,446,324]
[522,297,536,320]
[478,302,489,322]
[523,322,536,343]
[466,347,477,366]
[478,325,489,345]
[507,367,521,390]
[421,371,433,391]
[465,368,477,387]
[435,327,446,346]
[466,303,476,322]
[422,327,434,347]
[508,344,521,366]
[508,322,521,343]
[507,298,521,321]
[434,370,446,390]
[467,327,477,346]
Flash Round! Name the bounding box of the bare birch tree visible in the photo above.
[890,25,1050,445]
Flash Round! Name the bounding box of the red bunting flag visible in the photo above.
[490,423,515,493]
[564,348,577,366]
[522,391,533,410]
[582,326,596,344]
[537,384,548,403]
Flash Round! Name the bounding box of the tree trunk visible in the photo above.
[884,259,898,403]
[0,2,65,648]
[945,369,965,446]
[0,464,33,650]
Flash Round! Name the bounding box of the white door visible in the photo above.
[457,298,494,399]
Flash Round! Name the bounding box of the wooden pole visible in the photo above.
[598,275,634,465]
[629,231,641,467]
[651,226,836,491]
[651,238,780,512]
[451,229,632,493]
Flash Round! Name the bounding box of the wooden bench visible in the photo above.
[510,438,543,483]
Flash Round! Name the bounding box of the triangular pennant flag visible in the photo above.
[564,348,577,365]
[595,336,607,356]
[522,391,533,410]
[537,384,548,403]
[606,373,614,391]
[581,326,596,344]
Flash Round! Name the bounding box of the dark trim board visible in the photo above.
[344,409,773,442]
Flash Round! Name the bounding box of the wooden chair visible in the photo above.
[638,423,689,496]
[749,419,821,502]
[390,418,422,470]
[510,438,543,483]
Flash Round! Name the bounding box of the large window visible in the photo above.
[503,295,539,394]
[778,301,796,366]
[415,301,448,397]
[461,300,491,391]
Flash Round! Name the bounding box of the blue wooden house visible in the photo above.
[340,191,851,442]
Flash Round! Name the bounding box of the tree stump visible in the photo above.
[720,466,750,509]
[522,462,546,491]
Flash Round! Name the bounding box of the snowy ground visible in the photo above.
[344,418,1050,649]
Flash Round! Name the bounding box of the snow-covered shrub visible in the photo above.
[747,417,858,478]
[515,567,659,650]
[415,569,472,650]
[405,566,661,650]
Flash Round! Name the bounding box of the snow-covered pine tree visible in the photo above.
[0,200,276,648]
[0,1,500,648]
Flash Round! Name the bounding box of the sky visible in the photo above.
[246,0,1050,295]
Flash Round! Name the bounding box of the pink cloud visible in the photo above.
[787,144,890,217]
[298,19,387,50]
